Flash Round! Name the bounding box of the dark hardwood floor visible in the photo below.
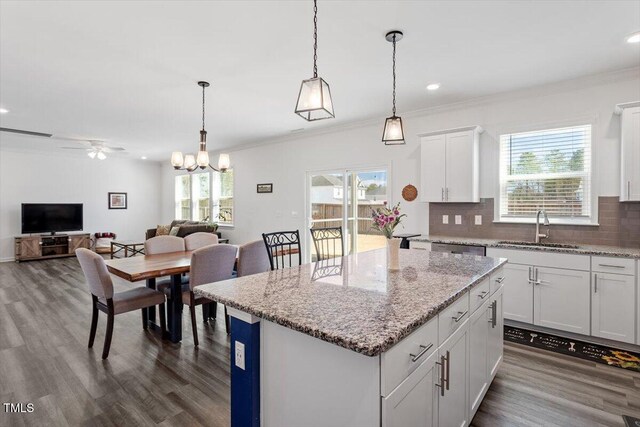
[1,257,638,426]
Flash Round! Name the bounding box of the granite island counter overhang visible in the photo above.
[195,248,507,427]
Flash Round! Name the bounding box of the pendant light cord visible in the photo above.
[202,84,206,130]
[313,0,318,78]
[392,33,397,116]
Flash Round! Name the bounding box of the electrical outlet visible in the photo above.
[235,341,245,370]
[291,211,299,217]
[455,215,462,225]
[442,215,449,225]
[475,215,482,225]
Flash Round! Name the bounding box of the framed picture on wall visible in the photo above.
[257,183,273,193]
[108,192,127,209]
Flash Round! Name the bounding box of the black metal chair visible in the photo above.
[309,226,344,261]
[262,230,302,270]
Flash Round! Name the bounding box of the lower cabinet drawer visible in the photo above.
[469,278,491,314]
[490,267,506,294]
[592,256,636,276]
[438,293,470,345]
[381,317,438,397]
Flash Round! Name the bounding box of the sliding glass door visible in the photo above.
[308,168,388,262]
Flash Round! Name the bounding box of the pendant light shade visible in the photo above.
[382,30,406,145]
[169,81,230,173]
[382,116,405,144]
[218,153,230,172]
[295,0,334,121]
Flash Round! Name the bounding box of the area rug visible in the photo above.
[504,326,640,372]
[623,415,640,427]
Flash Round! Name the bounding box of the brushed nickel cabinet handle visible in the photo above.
[598,264,625,269]
[478,290,489,299]
[594,273,598,294]
[445,350,450,390]
[435,354,446,396]
[409,343,433,363]
[495,277,505,284]
[628,181,631,199]
[452,310,468,322]
[528,267,533,282]
[445,187,449,201]
[441,188,444,201]
[492,300,497,328]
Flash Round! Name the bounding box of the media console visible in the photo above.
[14,234,91,262]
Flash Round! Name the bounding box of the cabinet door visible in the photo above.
[502,263,533,323]
[20,238,41,258]
[592,273,636,344]
[621,106,640,201]
[445,130,478,203]
[420,134,446,202]
[533,267,590,334]
[468,299,490,419]
[438,320,468,427]
[68,235,89,253]
[487,288,504,379]
[382,350,438,427]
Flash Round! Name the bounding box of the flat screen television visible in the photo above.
[21,203,84,234]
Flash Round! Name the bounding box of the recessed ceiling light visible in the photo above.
[627,32,640,43]
[141,156,147,160]
[0,108,9,114]
[426,83,440,91]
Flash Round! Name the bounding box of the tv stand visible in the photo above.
[14,233,90,262]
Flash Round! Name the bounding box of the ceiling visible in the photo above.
[1,0,639,160]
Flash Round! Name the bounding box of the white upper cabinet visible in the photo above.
[420,126,481,203]
[617,102,640,202]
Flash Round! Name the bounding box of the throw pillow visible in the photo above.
[156,224,170,236]
[169,226,180,236]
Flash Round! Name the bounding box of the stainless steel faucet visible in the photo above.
[535,210,550,243]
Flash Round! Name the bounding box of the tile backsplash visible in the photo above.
[429,197,640,248]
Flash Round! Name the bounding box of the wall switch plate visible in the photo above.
[475,215,482,225]
[455,215,462,225]
[442,215,449,225]
[235,341,245,370]
[291,211,299,217]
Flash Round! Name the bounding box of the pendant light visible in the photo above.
[171,81,230,172]
[294,0,334,121]
[382,31,405,145]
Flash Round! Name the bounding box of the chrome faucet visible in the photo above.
[535,210,550,243]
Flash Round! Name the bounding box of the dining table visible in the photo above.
[104,250,195,343]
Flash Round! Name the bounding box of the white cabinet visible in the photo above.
[592,272,636,344]
[487,289,504,379]
[533,266,591,335]
[617,103,640,202]
[501,263,533,323]
[382,350,439,427]
[420,126,481,203]
[468,299,490,418]
[438,320,469,427]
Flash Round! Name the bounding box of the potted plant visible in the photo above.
[371,202,406,271]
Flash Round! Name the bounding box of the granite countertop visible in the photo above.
[410,235,640,259]
[194,249,506,357]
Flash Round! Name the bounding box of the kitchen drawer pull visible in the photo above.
[594,273,598,293]
[441,188,444,201]
[492,300,497,328]
[452,310,468,322]
[435,354,446,396]
[495,277,505,284]
[444,350,450,390]
[477,291,489,299]
[598,263,625,269]
[409,343,434,363]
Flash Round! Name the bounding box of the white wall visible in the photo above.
[0,149,163,261]
[161,68,639,253]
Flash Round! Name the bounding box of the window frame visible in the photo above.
[494,118,598,226]
[174,169,235,227]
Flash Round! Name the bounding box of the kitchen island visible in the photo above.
[195,248,507,427]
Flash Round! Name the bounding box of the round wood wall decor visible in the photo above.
[402,184,418,202]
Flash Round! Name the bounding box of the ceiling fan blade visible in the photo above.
[61,146,90,150]
[105,147,125,152]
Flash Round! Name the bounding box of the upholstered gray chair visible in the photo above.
[76,248,166,359]
[238,240,271,277]
[144,235,185,255]
[184,232,219,251]
[185,244,237,346]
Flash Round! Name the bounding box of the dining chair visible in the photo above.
[144,235,185,255]
[238,240,271,277]
[184,232,218,251]
[310,226,344,261]
[76,248,166,359]
[262,230,302,270]
[186,244,237,346]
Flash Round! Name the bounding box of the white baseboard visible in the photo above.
[0,257,15,263]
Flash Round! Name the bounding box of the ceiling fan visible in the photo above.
[61,140,126,160]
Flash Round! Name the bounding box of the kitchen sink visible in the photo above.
[497,241,580,249]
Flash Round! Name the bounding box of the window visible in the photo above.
[173,170,234,225]
[499,124,592,223]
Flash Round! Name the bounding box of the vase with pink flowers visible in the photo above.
[371,202,406,271]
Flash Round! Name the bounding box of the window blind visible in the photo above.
[499,124,592,221]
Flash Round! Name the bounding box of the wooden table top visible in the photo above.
[105,251,194,282]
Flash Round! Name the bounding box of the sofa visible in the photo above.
[146,220,221,240]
